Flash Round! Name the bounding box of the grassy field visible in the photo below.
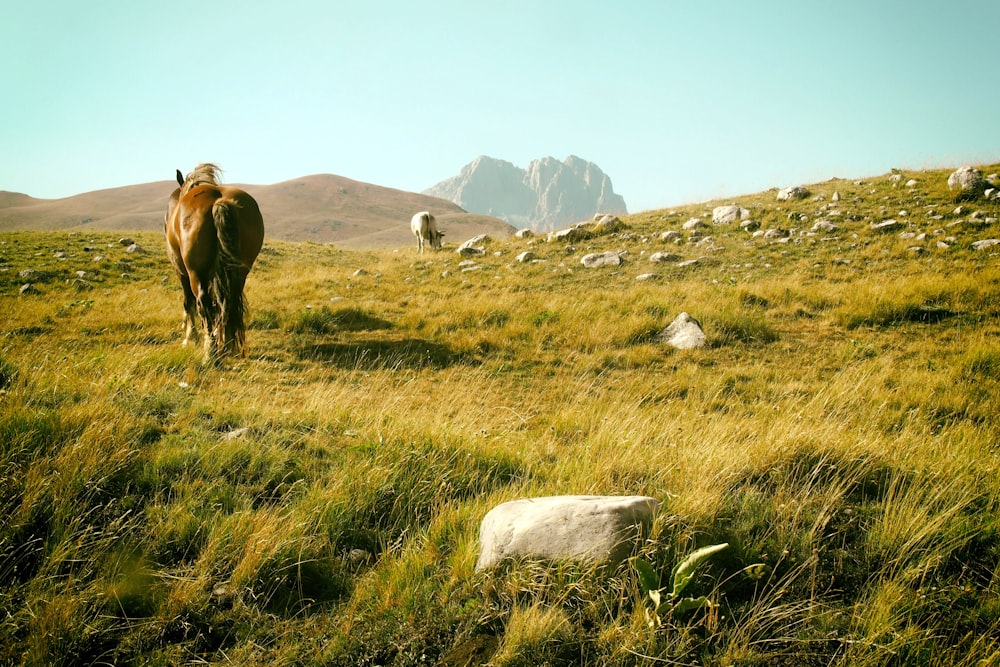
[2,165,1000,665]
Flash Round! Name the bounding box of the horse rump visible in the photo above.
[211,198,250,356]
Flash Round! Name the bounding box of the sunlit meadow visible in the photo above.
[2,165,999,665]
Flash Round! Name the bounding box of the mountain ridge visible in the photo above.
[423,155,628,231]
[0,173,514,249]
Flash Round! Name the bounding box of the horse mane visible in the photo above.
[181,163,223,195]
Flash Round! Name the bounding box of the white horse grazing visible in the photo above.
[411,211,444,254]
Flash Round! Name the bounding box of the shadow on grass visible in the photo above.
[296,338,466,369]
[286,306,394,335]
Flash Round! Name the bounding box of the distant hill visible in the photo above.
[423,155,628,231]
[0,174,515,249]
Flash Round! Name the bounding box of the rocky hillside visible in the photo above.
[0,174,514,249]
[423,155,627,231]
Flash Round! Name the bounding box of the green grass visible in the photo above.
[2,163,1000,665]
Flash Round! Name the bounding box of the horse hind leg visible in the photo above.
[190,277,220,364]
[181,281,201,347]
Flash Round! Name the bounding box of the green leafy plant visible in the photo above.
[634,543,730,628]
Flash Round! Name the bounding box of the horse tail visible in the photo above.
[212,198,248,355]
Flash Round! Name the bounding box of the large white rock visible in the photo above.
[475,495,659,570]
[712,205,750,225]
[777,186,810,201]
[948,166,985,195]
[657,312,706,350]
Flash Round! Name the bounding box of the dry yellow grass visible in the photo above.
[2,163,1000,665]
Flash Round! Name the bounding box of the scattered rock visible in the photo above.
[514,228,534,239]
[635,273,659,281]
[740,219,761,232]
[712,205,749,225]
[777,186,810,201]
[19,284,40,295]
[682,218,706,231]
[515,251,537,263]
[971,239,1000,251]
[580,251,623,268]
[656,312,706,350]
[460,234,491,249]
[476,495,659,570]
[649,252,682,263]
[592,214,626,234]
[456,235,490,256]
[948,166,986,198]
[126,243,144,254]
[548,226,592,243]
[660,230,683,243]
[871,220,901,233]
[811,220,840,233]
[119,237,134,246]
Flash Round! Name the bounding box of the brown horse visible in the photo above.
[165,164,264,362]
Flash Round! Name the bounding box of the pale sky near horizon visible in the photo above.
[2,1,997,213]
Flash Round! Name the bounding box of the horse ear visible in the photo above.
[176,170,184,186]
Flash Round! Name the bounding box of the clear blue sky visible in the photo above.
[2,1,997,213]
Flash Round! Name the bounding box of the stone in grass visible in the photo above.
[580,251,623,268]
[656,312,706,350]
[476,495,659,571]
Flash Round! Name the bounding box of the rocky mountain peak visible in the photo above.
[424,155,627,231]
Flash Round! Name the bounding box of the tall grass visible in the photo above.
[1,164,999,664]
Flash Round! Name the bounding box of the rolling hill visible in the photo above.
[0,173,515,248]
